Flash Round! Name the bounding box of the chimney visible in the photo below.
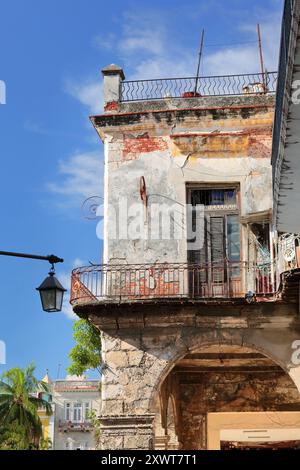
[101,64,125,112]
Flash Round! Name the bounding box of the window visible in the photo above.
[188,187,241,296]
[227,214,240,262]
[65,402,71,421]
[73,402,82,423]
[84,402,90,421]
[191,188,237,207]
[188,188,240,265]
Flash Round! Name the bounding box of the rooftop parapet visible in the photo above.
[101,65,277,113]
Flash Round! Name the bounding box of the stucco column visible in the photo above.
[102,64,125,112]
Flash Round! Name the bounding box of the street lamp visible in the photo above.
[0,251,66,312]
[36,266,67,313]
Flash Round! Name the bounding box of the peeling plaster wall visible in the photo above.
[92,95,275,265]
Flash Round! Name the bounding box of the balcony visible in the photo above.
[120,72,278,102]
[58,420,93,433]
[70,261,276,307]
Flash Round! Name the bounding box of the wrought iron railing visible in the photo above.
[58,420,93,432]
[70,261,275,305]
[120,72,278,102]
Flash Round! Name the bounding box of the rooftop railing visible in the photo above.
[120,72,278,102]
[70,261,275,306]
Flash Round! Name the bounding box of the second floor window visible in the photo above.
[64,401,91,423]
[84,402,90,420]
[188,187,240,265]
[65,402,71,421]
[73,402,82,423]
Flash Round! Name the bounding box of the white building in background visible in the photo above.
[42,375,101,450]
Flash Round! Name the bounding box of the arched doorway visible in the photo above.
[154,344,300,450]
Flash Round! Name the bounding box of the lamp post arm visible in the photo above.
[0,251,64,264]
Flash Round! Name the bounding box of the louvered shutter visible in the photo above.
[210,216,225,285]
[210,217,225,263]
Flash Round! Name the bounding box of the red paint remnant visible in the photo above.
[123,278,179,298]
[249,133,272,158]
[71,274,97,303]
[123,133,168,160]
[104,101,119,112]
[182,91,201,98]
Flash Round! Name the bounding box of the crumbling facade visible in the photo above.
[71,65,300,450]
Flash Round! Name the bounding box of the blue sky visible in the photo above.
[0,0,283,380]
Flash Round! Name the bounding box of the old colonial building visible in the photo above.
[39,375,100,450]
[70,45,300,449]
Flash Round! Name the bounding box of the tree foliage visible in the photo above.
[0,364,52,449]
[39,436,52,450]
[88,409,101,449]
[0,423,30,450]
[67,319,102,376]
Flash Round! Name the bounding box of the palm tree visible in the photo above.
[0,364,52,448]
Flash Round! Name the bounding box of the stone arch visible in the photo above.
[149,336,300,450]
[148,334,300,416]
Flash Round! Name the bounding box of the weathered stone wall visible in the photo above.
[89,303,300,450]
[179,370,300,449]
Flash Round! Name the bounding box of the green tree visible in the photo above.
[39,436,52,450]
[0,423,30,450]
[0,364,52,449]
[88,409,101,449]
[67,319,102,376]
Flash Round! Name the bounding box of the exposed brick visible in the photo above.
[123,133,168,160]
[105,101,119,112]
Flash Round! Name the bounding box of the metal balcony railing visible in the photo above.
[70,261,275,306]
[120,72,278,102]
[58,420,93,432]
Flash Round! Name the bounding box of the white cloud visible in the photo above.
[121,35,163,55]
[73,258,85,268]
[58,271,77,320]
[47,150,103,206]
[58,258,88,320]
[130,55,194,80]
[239,12,282,70]
[66,7,281,113]
[120,17,164,56]
[62,295,76,320]
[64,79,103,115]
[93,32,116,51]
[204,13,281,75]
[204,46,260,75]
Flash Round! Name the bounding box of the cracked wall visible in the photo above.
[92,95,275,266]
